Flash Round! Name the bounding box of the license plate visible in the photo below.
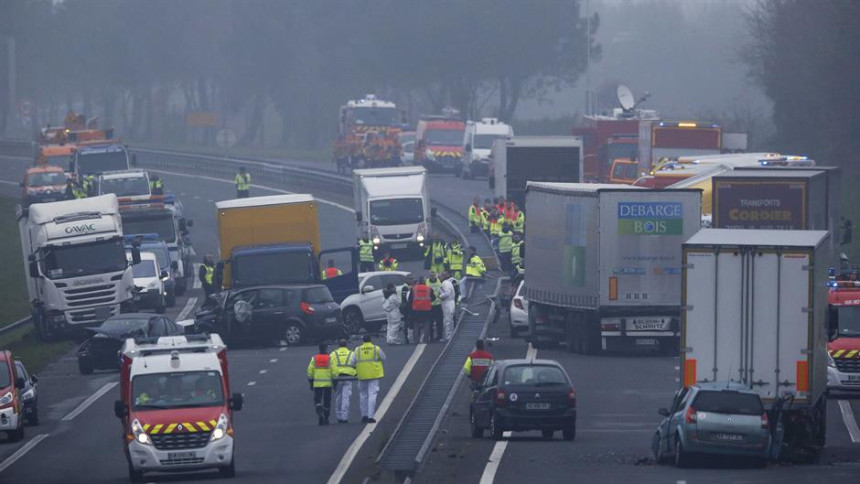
[168,451,196,460]
[848,374,860,381]
[631,318,667,330]
[635,338,658,346]
[525,402,551,410]
[391,243,408,249]
[325,317,337,323]
[712,432,743,441]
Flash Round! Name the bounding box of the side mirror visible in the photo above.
[114,400,127,419]
[362,285,375,294]
[356,212,363,222]
[30,375,38,384]
[431,207,437,218]
[658,408,670,417]
[131,247,141,265]
[160,271,169,280]
[171,261,179,271]
[15,377,25,389]
[28,260,40,278]
[465,143,472,152]
[230,393,244,411]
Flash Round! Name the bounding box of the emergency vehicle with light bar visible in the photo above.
[115,334,243,482]
[826,278,860,397]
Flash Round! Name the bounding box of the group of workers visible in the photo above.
[467,196,525,276]
[64,173,165,200]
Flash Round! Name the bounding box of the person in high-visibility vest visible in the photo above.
[424,238,447,274]
[199,255,215,297]
[307,343,334,425]
[468,197,482,233]
[463,339,494,384]
[358,236,375,272]
[481,199,492,234]
[446,240,464,279]
[428,271,443,341]
[149,175,164,195]
[330,339,356,424]
[463,248,487,303]
[378,252,398,271]
[321,259,343,280]
[489,210,502,251]
[511,235,523,275]
[235,167,251,198]
[498,223,514,272]
[513,207,525,235]
[408,276,435,343]
[348,335,387,423]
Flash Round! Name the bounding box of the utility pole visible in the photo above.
[4,36,16,135]
[584,0,592,116]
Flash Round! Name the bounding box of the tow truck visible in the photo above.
[114,334,243,482]
[827,276,860,398]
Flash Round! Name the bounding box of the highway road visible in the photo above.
[2,153,860,483]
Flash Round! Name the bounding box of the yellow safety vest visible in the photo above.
[447,247,464,271]
[466,255,486,277]
[307,354,333,388]
[511,241,522,266]
[355,343,384,380]
[235,173,251,190]
[489,218,501,236]
[468,205,482,226]
[498,230,513,253]
[378,258,399,271]
[428,278,442,306]
[481,209,490,230]
[330,347,357,378]
[203,264,214,285]
[514,212,525,233]
[359,239,375,262]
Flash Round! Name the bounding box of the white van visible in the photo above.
[128,252,167,313]
[460,118,513,179]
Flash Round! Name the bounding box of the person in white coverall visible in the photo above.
[439,271,457,341]
[382,283,404,344]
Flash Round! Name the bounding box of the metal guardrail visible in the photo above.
[0,138,35,159]
[0,317,32,336]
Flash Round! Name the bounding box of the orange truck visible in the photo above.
[826,278,860,398]
[335,95,403,170]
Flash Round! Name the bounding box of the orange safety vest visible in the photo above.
[325,267,340,279]
[467,350,494,382]
[315,354,330,368]
[412,284,432,311]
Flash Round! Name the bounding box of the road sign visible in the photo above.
[17,99,32,117]
[216,128,237,149]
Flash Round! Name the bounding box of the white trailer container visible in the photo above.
[681,229,830,458]
[491,136,583,209]
[524,182,702,353]
[353,166,431,253]
[18,194,137,339]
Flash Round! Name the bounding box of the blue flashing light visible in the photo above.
[829,267,836,277]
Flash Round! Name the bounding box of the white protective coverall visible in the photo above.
[440,277,457,341]
[383,291,405,344]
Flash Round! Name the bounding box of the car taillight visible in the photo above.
[601,322,620,331]
[685,406,697,424]
[513,299,524,310]
[495,389,506,407]
[568,388,577,408]
[300,302,315,315]
[761,412,769,430]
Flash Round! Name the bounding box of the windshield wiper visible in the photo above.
[534,381,564,386]
[135,404,171,410]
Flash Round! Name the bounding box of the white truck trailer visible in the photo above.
[524,183,702,354]
[18,194,137,339]
[353,166,432,253]
[681,229,830,459]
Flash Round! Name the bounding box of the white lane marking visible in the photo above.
[0,179,19,186]
[177,297,197,320]
[478,344,537,484]
[279,347,287,351]
[0,433,50,473]
[247,381,256,387]
[192,264,202,289]
[61,382,118,421]
[678,481,687,484]
[259,369,267,375]
[838,400,860,443]
[326,343,426,484]
[148,168,354,213]
[269,358,278,363]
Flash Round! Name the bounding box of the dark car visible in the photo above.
[195,284,344,346]
[77,313,185,374]
[14,360,38,425]
[470,359,577,441]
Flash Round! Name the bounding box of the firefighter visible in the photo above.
[321,259,343,280]
[307,343,334,425]
[446,240,464,279]
[407,277,435,344]
[234,167,251,198]
[359,236,375,272]
[349,335,387,423]
[378,252,398,271]
[199,255,215,297]
[330,339,356,424]
[463,339,494,384]
[468,197,482,233]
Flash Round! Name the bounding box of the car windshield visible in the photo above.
[77,150,128,175]
[100,317,148,334]
[132,260,158,278]
[352,107,397,126]
[369,198,423,226]
[28,171,66,187]
[612,161,639,180]
[122,215,176,243]
[426,129,464,146]
[693,390,764,416]
[303,286,334,303]
[132,371,224,410]
[503,365,568,386]
[474,134,506,150]
[233,251,315,286]
[42,238,128,280]
[130,244,169,270]
[837,306,860,336]
[0,362,9,388]
[100,176,149,197]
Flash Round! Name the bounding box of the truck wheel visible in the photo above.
[33,311,47,342]
[219,452,236,478]
[128,461,144,483]
[343,307,364,334]
[78,357,94,375]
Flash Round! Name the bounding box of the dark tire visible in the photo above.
[283,322,303,346]
[470,410,484,438]
[78,357,94,375]
[364,321,384,333]
[128,461,144,483]
[509,324,519,338]
[490,413,504,441]
[541,430,554,440]
[653,433,666,463]
[166,289,176,308]
[155,298,166,314]
[27,409,39,426]
[674,435,690,468]
[8,424,24,442]
[563,423,576,441]
[33,311,47,342]
[343,307,364,334]
[175,280,187,297]
[219,453,236,478]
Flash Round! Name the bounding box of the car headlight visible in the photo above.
[828,352,837,368]
[210,413,229,441]
[22,389,35,401]
[131,419,152,445]
[0,392,12,406]
[51,314,66,324]
[425,149,435,161]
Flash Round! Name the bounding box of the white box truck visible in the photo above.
[353,167,432,253]
[681,229,830,459]
[460,118,513,179]
[18,194,137,340]
[524,183,702,354]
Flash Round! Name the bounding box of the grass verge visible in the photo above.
[0,326,73,374]
[0,196,29,327]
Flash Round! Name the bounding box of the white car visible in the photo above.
[340,271,410,333]
[129,252,167,313]
[509,280,529,337]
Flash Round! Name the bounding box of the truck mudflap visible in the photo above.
[767,395,826,463]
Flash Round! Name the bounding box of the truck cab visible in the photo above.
[115,334,242,481]
[21,165,68,207]
[121,204,194,296]
[826,280,860,396]
[70,143,131,181]
[414,117,465,173]
[98,170,153,206]
[461,118,513,179]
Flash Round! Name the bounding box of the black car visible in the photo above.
[470,359,577,441]
[77,313,186,374]
[195,284,344,346]
[14,360,38,425]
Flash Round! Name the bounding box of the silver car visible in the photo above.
[652,382,770,467]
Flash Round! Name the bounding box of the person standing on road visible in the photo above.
[463,339,494,384]
[427,271,443,341]
[463,248,486,303]
[349,335,387,423]
[408,276,435,343]
[378,252,398,271]
[330,339,356,424]
[234,167,251,198]
[446,239,464,279]
[439,271,457,341]
[321,259,343,280]
[498,222,514,272]
[382,283,404,344]
[358,236,375,272]
[307,343,334,426]
[468,197,482,233]
[400,276,414,344]
[199,255,216,297]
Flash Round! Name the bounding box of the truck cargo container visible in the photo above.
[524,183,701,353]
[492,137,582,209]
[353,167,431,253]
[681,229,830,460]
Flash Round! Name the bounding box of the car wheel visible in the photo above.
[541,430,554,440]
[128,460,144,483]
[78,357,94,375]
[166,290,176,307]
[156,298,166,314]
[509,323,519,338]
[490,412,504,441]
[343,307,364,334]
[8,424,24,442]
[364,321,384,333]
[283,322,303,346]
[674,435,690,468]
[562,423,576,441]
[29,408,39,426]
[653,432,666,463]
[219,452,236,478]
[470,410,484,438]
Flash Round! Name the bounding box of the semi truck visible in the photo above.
[491,137,583,209]
[18,194,138,340]
[353,167,431,253]
[681,229,830,460]
[215,194,357,301]
[524,183,702,354]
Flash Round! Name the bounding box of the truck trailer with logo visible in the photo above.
[17,194,138,340]
[524,183,701,354]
